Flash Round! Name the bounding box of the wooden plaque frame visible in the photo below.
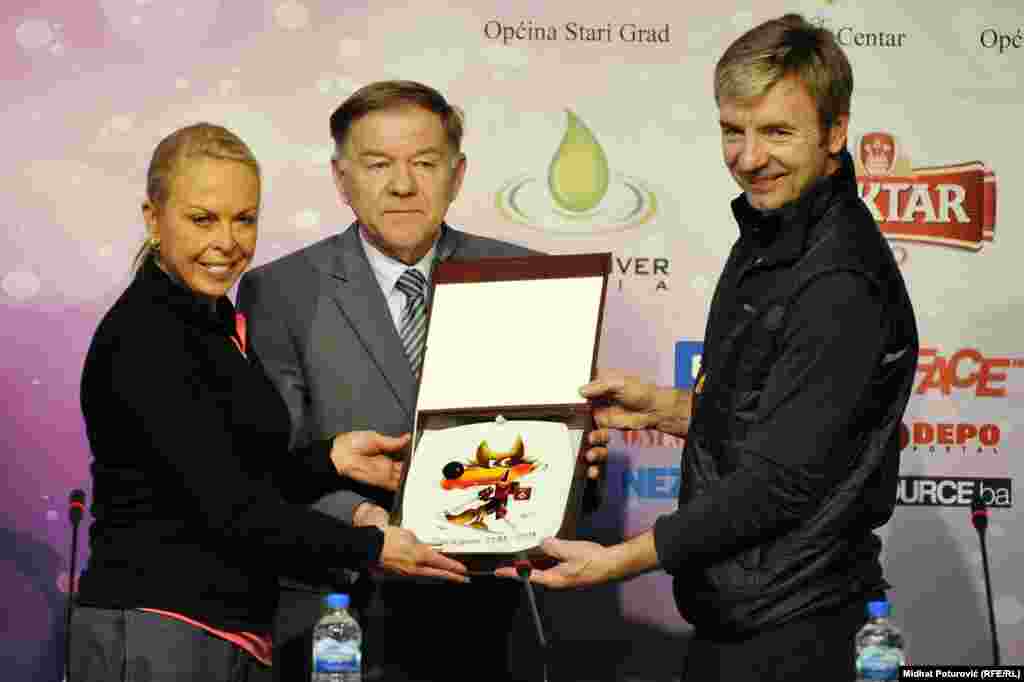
[390,253,610,572]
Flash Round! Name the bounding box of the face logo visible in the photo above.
[860,132,897,176]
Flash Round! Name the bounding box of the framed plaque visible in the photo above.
[391,253,610,572]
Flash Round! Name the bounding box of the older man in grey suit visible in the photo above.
[238,81,608,682]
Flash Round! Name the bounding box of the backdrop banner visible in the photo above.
[2,1,1021,679]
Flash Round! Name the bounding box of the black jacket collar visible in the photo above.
[135,256,237,338]
[730,148,858,266]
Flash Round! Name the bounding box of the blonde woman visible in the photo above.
[71,123,465,682]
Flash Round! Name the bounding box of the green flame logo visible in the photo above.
[495,107,656,232]
[547,110,610,213]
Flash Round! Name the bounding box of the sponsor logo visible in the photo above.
[497,109,656,234]
[979,28,1024,55]
[620,429,686,450]
[612,255,669,292]
[623,466,681,501]
[836,26,907,48]
[854,131,997,251]
[897,476,1012,508]
[900,421,1001,455]
[483,20,671,45]
[805,1,909,48]
[674,341,703,390]
[915,347,1023,397]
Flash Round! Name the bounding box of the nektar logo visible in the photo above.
[854,131,996,251]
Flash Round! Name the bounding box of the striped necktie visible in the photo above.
[395,268,428,377]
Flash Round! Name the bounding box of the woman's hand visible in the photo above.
[377,527,469,583]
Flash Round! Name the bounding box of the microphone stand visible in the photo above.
[972,497,1000,666]
[66,490,86,682]
[515,556,549,682]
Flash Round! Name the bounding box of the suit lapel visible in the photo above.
[434,223,463,265]
[323,225,417,417]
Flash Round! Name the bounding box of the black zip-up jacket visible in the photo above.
[78,258,384,632]
[653,149,918,635]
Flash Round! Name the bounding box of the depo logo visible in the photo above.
[497,110,657,234]
[900,421,1001,454]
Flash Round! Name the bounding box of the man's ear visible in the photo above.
[331,159,351,206]
[142,199,160,241]
[449,153,467,201]
[827,113,850,156]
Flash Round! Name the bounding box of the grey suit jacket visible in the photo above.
[237,223,538,527]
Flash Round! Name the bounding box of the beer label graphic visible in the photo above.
[855,131,996,250]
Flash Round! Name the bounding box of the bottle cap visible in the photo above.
[326,593,350,610]
[867,600,891,618]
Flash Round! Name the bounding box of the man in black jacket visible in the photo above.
[501,14,919,681]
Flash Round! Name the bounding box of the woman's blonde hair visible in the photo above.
[133,123,260,271]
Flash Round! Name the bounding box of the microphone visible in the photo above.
[69,489,86,525]
[515,556,549,682]
[65,489,87,682]
[971,491,1000,665]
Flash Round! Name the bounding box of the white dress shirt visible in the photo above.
[358,226,438,332]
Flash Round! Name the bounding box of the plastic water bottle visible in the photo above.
[312,593,361,682]
[855,599,906,681]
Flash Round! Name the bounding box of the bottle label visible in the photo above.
[857,645,904,680]
[313,639,360,673]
